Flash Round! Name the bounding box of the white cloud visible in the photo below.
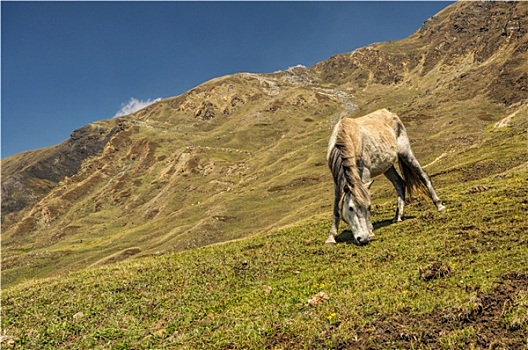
[113,97,161,118]
[288,64,306,70]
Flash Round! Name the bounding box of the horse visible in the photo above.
[326,109,445,245]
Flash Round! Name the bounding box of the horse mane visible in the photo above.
[328,117,370,207]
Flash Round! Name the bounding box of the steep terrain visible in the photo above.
[2,1,527,289]
[2,122,527,347]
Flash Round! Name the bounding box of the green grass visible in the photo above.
[2,163,526,349]
[2,8,527,345]
[2,92,527,349]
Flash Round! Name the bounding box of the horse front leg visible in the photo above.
[326,185,342,244]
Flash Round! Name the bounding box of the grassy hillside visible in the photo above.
[2,2,527,287]
[2,109,527,349]
[0,74,343,287]
[1,3,527,347]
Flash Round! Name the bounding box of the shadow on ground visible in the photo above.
[335,216,416,244]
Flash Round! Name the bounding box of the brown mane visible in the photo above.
[327,117,370,207]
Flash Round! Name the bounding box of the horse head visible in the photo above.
[340,182,374,245]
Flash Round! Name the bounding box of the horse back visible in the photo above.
[357,109,404,135]
[353,109,404,146]
[339,109,405,177]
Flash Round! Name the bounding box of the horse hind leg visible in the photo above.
[384,166,406,222]
[398,151,445,212]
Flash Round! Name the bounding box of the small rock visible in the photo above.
[308,292,330,306]
[0,335,19,347]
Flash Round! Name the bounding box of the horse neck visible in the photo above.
[334,121,370,207]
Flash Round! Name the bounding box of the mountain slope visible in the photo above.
[2,127,527,348]
[2,1,527,287]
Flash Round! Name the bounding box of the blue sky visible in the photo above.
[1,1,452,158]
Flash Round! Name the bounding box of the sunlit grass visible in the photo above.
[2,163,526,348]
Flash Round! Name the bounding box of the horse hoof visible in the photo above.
[438,204,446,212]
[325,238,337,244]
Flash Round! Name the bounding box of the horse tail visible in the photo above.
[398,156,431,201]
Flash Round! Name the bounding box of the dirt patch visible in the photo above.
[212,215,237,223]
[460,157,527,182]
[419,261,453,281]
[90,247,142,267]
[267,176,321,193]
[240,243,265,252]
[467,185,493,194]
[351,271,528,349]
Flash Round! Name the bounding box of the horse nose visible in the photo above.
[356,236,370,246]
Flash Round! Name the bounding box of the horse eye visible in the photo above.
[348,206,354,212]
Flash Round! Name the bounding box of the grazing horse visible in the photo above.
[326,109,445,245]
